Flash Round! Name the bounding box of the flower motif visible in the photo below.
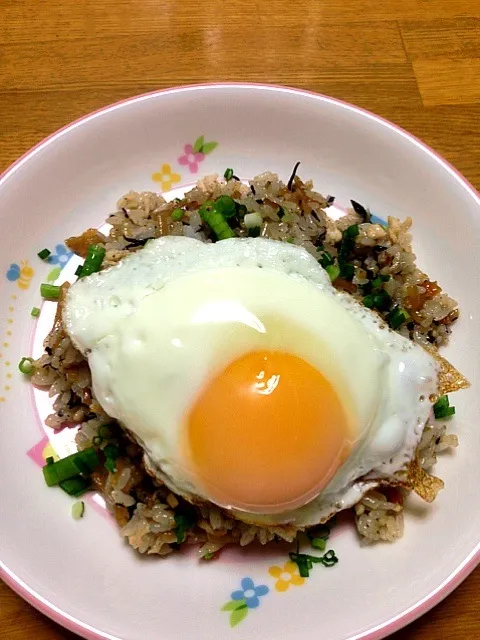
[152,163,181,191]
[231,577,269,609]
[178,143,205,174]
[268,561,305,592]
[48,244,73,267]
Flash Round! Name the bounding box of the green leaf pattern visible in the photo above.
[193,135,204,153]
[221,599,249,627]
[200,140,218,154]
[193,135,217,155]
[230,604,248,627]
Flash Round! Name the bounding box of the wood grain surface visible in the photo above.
[0,1,479,638]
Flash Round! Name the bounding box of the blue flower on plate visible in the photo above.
[48,244,73,267]
[231,577,269,609]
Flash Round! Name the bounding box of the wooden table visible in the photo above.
[1,1,479,638]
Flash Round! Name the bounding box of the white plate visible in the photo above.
[0,84,479,640]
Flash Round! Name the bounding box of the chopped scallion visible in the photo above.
[171,208,184,221]
[40,283,61,299]
[37,248,51,261]
[340,263,355,281]
[103,443,120,460]
[307,524,330,551]
[199,201,236,241]
[78,244,106,278]
[42,448,99,487]
[318,251,333,269]
[364,290,391,311]
[433,395,455,419]
[215,195,237,218]
[60,476,91,497]
[104,443,120,473]
[30,306,40,318]
[373,290,391,311]
[105,459,117,474]
[387,306,410,330]
[311,537,327,551]
[289,548,339,578]
[338,225,359,265]
[92,435,103,447]
[223,168,234,181]
[72,501,85,519]
[372,274,390,288]
[174,511,196,543]
[363,294,374,308]
[325,265,340,282]
[345,224,359,238]
[18,357,35,375]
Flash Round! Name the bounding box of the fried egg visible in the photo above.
[63,237,439,527]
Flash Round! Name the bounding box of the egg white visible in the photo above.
[64,237,439,526]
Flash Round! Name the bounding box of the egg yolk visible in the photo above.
[186,350,352,513]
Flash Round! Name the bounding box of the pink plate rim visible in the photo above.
[1,82,479,640]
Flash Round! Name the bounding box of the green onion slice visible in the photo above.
[171,208,184,221]
[215,195,237,218]
[289,549,339,577]
[223,168,234,181]
[372,274,390,288]
[174,512,196,543]
[103,443,120,460]
[318,251,333,268]
[42,448,99,487]
[60,476,91,497]
[40,283,61,299]
[325,265,340,282]
[78,244,106,278]
[30,306,41,317]
[72,501,85,519]
[37,248,51,261]
[311,537,326,551]
[105,459,116,473]
[345,224,359,238]
[387,306,410,330]
[199,202,236,241]
[18,357,35,375]
[433,395,455,419]
[103,442,121,474]
[339,263,355,281]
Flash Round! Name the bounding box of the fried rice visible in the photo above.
[31,169,467,557]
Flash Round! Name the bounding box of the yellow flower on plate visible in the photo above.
[268,561,305,592]
[152,163,181,191]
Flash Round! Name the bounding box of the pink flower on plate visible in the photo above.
[178,143,205,174]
